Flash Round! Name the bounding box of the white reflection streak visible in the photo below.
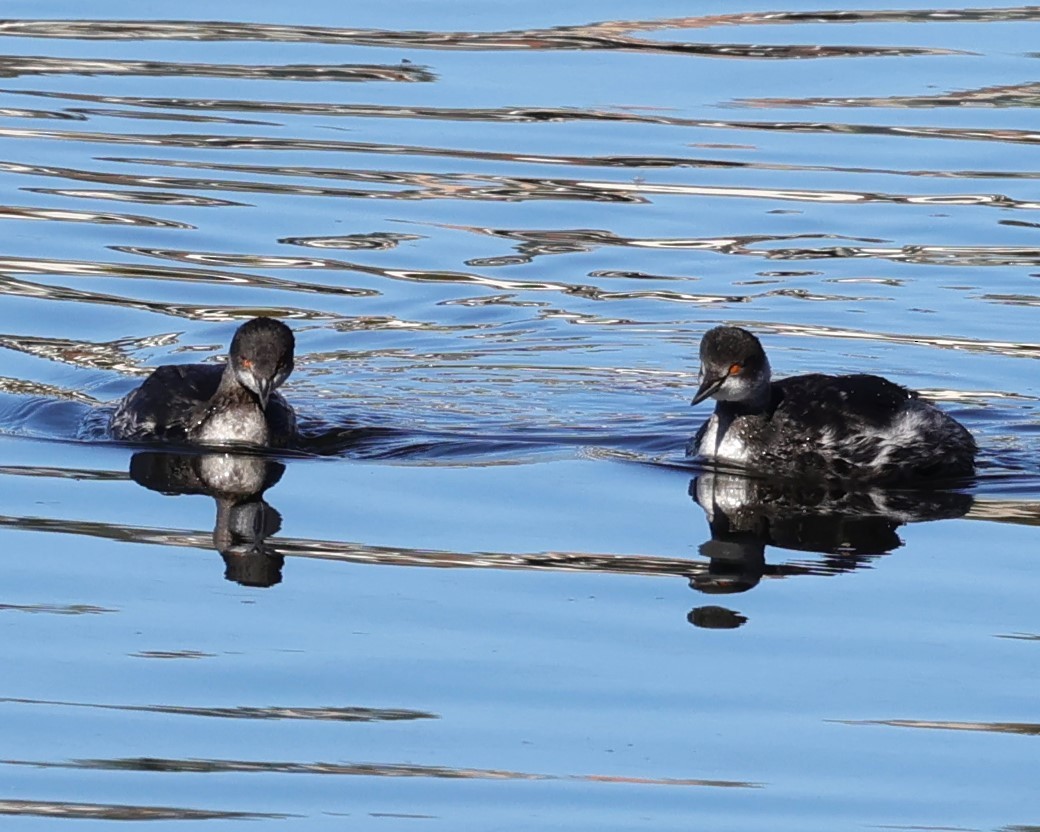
[582,180,1040,208]
[761,322,1040,356]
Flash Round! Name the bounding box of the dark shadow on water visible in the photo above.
[686,470,974,628]
[129,450,285,587]
[2,388,1036,623]
[4,440,1035,635]
[294,410,683,463]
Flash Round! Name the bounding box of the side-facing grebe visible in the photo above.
[689,326,976,483]
[110,317,296,448]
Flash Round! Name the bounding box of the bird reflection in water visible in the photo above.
[129,450,285,587]
[687,471,973,629]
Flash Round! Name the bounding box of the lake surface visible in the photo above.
[0,1,1038,829]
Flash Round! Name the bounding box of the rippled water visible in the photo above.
[1,3,1039,829]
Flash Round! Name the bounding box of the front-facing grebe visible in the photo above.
[689,326,976,483]
[109,317,296,448]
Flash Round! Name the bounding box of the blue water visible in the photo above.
[0,2,1038,829]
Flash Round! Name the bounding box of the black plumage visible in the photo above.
[109,317,297,448]
[690,327,977,484]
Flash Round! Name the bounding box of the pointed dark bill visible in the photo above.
[691,374,726,406]
[255,378,272,409]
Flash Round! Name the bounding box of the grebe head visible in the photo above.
[692,326,772,407]
[228,317,295,409]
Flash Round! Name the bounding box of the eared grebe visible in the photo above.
[110,317,297,448]
[689,326,976,483]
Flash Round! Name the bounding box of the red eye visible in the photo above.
[241,358,253,369]
[729,363,742,375]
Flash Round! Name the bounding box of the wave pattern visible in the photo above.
[0,6,1032,491]
[0,7,1037,832]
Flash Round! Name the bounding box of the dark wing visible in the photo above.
[771,373,975,482]
[773,373,916,432]
[110,364,224,440]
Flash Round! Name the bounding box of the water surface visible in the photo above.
[0,2,1038,829]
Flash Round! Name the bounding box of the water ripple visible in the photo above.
[0,696,436,722]
[0,799,286,821]
[0,56,434,83]
[1,755,758,788]
[0,14,985,58]
[0,254,377,297]
[0,5,1036,830]
[0,202,191,227]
